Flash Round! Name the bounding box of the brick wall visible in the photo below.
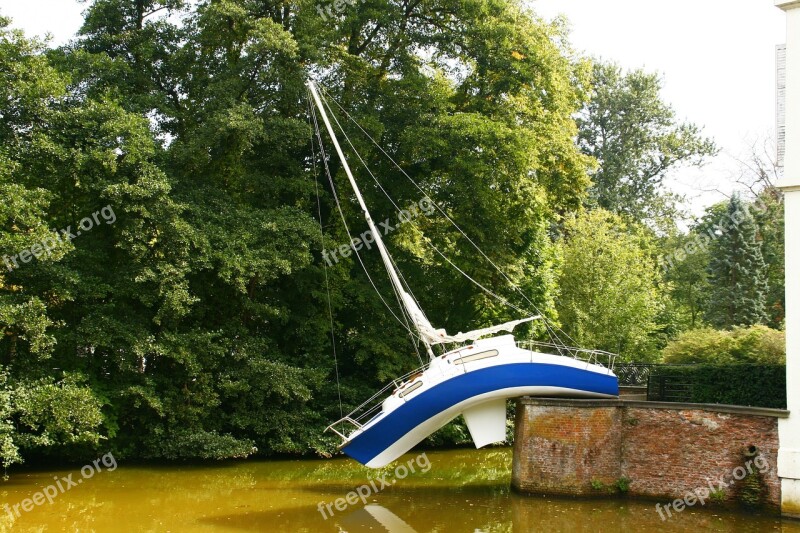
[512,398,788,510]
[513,403,621,495]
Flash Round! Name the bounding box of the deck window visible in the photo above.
[453,349,499,365]
[398,381,423,398]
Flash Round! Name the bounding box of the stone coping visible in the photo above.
[776,0,800,12]
[517,397,790,418]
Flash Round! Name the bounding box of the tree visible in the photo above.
[577,61,716,223]
[0,18,67,365]
[730,138,785,328]
[0,19,112,464]
[0,0,604,464]
[705,194,769,328]
[556,209,663,361]
[754,188,785,328]
[659,232,712,330]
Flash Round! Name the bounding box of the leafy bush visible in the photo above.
[12,373,106,456]
[0,371,107,466]
[662,325,785,364]
[146,429,256,460]
[0,371,21,471]
[649,364,786,408]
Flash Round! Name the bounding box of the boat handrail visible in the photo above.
[326,342,617,441]
[325,417,363,440]
[516,340,617,370]
[325,362,431,439]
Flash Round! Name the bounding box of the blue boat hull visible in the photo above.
[342,362,619,466]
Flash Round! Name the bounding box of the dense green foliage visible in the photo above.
[659,191,784,334]
[556,210,663,362]
[754,188,785,327]
[662,325,785,365]
[0,0,599,465]
[659,232,712,330]
[0,0,783,468]
[649,364,786,409]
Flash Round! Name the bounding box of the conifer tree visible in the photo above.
[706,195,769,328]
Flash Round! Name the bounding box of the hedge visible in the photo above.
[661,326,785,365]
[648,364,786,409]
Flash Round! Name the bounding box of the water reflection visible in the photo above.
[361,505,417,532]
[204,485,799,532]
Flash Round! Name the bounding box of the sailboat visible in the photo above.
[307,81,619,469]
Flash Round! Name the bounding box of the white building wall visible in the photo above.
[779,44,787,171]
[777,0,800,519]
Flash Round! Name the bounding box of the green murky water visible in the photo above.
[1,448,799,532]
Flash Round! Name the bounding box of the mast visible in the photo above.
[307,80,435,357]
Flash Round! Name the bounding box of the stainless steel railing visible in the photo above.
[515,340,618,371]
[325,363,430,440]
[326,341,618,441]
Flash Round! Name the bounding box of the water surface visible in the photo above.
[1,448,798,532]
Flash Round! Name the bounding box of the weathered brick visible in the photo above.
[511,399,784,510]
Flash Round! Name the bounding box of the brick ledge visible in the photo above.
[517,396,790,418]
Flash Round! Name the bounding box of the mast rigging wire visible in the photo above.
[309,91,426,366]
[308,98,344,421]
[316,85,571,349]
